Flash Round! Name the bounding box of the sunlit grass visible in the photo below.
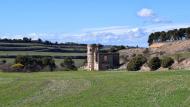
[0,70,190,107]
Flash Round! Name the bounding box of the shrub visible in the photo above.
[42,57,56,71]
[127,55,147,71]
[174,54,185,63]
[1,60,6,64]
[61,57,77,71]
[23,63,43,72]
[15,55,56,72]
[148,57,161,71]
[11,63,24,72]
[161,57,174,68]
[48,59,56,71]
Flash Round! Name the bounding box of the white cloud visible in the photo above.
[137,8,172,24]
[0,23,190,47]
[137,8,154,17]
[150,17,172,24]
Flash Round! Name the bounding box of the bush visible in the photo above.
[0,60,5,65]
[42,57,56,71]
[174,54,185,63]
[48,59,56,71]
[61,57,77,71]
[161,57,174,68]
[11,63,24,72]
[24,63,43,72]
[127,55,147,71]
[15,55,56,72]
[148,57,161,71]
[1,60,6,64]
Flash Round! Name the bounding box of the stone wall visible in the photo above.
[86,44,119,71]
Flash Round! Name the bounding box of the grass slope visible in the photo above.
[1,70,190,107]
[0,51,86,56]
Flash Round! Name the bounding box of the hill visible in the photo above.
[150,40,190,55]
[119,39,190,70]
[1,70,190,107]
[120,39,190,59]
[0,39,87,67]
[0,38,128,68]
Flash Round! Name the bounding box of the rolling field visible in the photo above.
[0,51,86,56]
[0,42,87,67]
[1,70,190,107]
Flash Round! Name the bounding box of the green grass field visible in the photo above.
[1,70,190,107]
[0,50,86,67]
[0,51,86,56]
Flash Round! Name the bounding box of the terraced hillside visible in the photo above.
[1,70,190,107]
[0,42,87,67]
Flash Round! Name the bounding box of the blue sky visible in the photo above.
[0,0,190,46]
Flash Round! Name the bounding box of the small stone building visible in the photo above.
[86,44,119,71]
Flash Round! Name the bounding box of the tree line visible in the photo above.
[148,27,190,45]
[0,37,87,46]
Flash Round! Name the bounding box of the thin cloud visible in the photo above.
[137,8,172,24]
[1,24,190,47]
[137,8,154,17]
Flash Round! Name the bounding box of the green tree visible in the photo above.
[15,56,56,72]
[38,38,42,43]
[48,59,56,71]
[148,27,190,44]
[186,27,190,39]
[127,55,147,71]
[154,32,161,42]
[179,28,186,40]
[161,57,174,68]
[148,57,161,71]
[61,57,77,71]
[160,31,167,42]
[148,33,155,45]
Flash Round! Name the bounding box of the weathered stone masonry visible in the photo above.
[86,44,119,71]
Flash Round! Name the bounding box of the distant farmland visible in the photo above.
[0,42,87,67]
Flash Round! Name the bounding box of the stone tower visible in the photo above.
[87,44,99,71]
